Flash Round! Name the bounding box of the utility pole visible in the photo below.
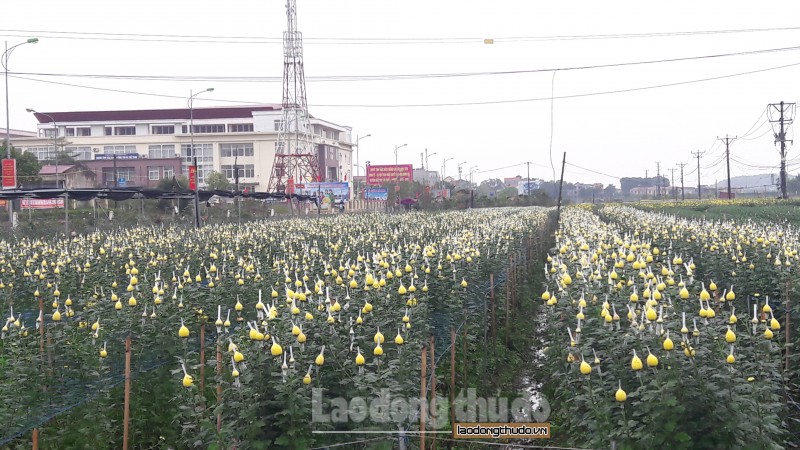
[234,155,241,224]
[717,135,737,201]
[526,161,531,206]
[691,150,704,199]
[669,167,676,201]
[655,162,661,198]
[556,152,566,220]
[677,162,687,201]
[768,101,796,199]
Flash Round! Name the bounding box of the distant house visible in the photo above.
[38,165,96,189]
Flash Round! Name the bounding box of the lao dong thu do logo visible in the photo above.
[312,388,551,427]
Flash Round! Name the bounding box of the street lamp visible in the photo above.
[457,161,467,181]
[25,109,58,186]
[188,88,214,229]
[3,37,38,224]
[354,134,371,177]
[394,143,408,166]
[469,165,479,185]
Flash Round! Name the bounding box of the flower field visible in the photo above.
[539,204,800,449]
[0,208,554,450]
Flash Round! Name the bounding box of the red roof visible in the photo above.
[33,105,282,124]
[40,165,77,175]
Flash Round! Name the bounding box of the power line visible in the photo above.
[8,43,800,84]
[16,60,800,110]
[3,25,800,44]
[565,162,621,180]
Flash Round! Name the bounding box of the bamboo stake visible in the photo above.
[430,336,436,450]
[490,273,495,346]
[217,344,223,432]
[200,323,206,394]
[38,298,44,357]
[32,428,39,450]
[420,345,427,450]
[123,335,131,450]
[786,279,792,372]
[505,267,510,348]
[449,328,455,450]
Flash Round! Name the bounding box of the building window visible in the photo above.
[102,167,135,186]
[148,167,161,181]
[114,126,136,136]
[66,127,91,137]
[274,120,284,131]
[220,143,254,157]
[148,144,176,159]
[180,143,214,185]
[152,125,175,135]
[163,167,175,179]
[65,146,92,161]
[228,123,254,133]
[104,127,112,136]
[221,164,255,179]
[41,128,57,138]
[103,145,137,155]
[25,147,56,161]
[275,141,285,153]
[180,124,225,134]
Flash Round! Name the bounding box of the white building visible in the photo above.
[12,105,354,192]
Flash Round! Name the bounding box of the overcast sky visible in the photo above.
[3,0,799,187]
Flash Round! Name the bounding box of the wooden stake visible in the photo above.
[200,323,206,394]
[786,279,792,372]
[38,298,44,357]
[430,336,436,450]
[490,273,496,345]
[216,344,223,432]
[449,328,456,450]
[505,267,510,348]
[123,335,131,450]
[420,345,427,450]
[32,428,39,450]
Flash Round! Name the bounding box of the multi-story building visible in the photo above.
[12,105,354,192]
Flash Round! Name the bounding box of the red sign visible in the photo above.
[366,164,413,185]
[0,200,6,207]
[1,159,16,189]
[21,198,64,209]
[188,166,197,191]
[286,178,295,195]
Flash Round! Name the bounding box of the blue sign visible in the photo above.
[364,187,388,201]
[118,178,127,185]
[95,153,140,161]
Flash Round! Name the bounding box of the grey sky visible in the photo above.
[3,0,799,187]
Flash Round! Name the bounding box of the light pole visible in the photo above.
[425,149,437,186]
[394,143,408,166]
[469,165,479,185]
[354,134,371,199]
[354,134,371,177]
[188,88,214,229]
[3,37,38,224]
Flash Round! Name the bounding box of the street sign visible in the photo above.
[2,159,16,189]
[188,166,197,191]
[118,177,126,184]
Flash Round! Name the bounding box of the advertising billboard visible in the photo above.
[21,198,64,209]
[1,159,16,189]
[295,182,350,207]
[366,164,413,185]
[364,187,389,200]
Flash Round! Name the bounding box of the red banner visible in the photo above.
[1,159,16,189]
[188,166,197,191]
[286,178,295,195]
[366,164,413,185]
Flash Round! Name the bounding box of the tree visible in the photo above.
[0,146,42,187]
[476,178,505,197]
[205,171,231,191]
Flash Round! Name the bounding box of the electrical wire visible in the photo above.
[3,24,800,44]
[12,60,800,109]
[565,162,621,180]
[9,43,800,84]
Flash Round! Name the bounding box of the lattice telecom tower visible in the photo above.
[267,0,320,194]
